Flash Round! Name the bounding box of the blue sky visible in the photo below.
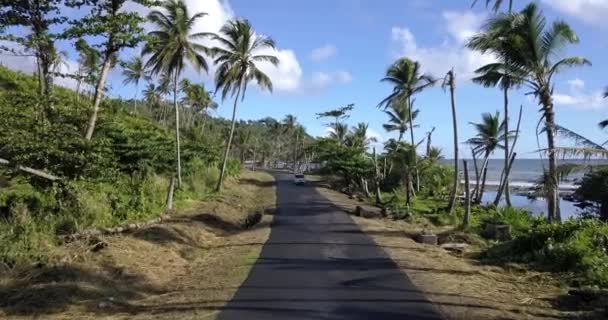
[2,0,607,158]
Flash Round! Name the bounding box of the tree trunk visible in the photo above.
[426,127,434,158]
[494,152,517,206]
[373,148,383,205]
[252,147,256,171]
[447,71,459,214]
[407,96,420,192]
[477,155,490,203]
[463,160,471,228]
[503,86,512,206]
[216,84,243,191]
[133,85,138,113]
[544,106,560,222]
[471,148,480,202]
[166,176,175,211]
[84,53,112,140]
[173,70,182,187]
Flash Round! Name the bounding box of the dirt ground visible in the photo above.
[0,170,276,320]
[315,183,590,320]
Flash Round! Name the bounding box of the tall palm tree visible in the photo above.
[443,69,458,214]
[212,19,279,191]
[468,3,590,222]
[467,112,507,202]
[382,97,419,142]
[143,0,211,187]
[379,58,435,192]
[122,57,149,112]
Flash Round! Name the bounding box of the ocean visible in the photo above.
[439,158,608,219]
[441,158,608,186]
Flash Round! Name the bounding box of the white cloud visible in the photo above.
[310,70,352,89]
[310,44,337,62]
[542,0,608,26]
[390,10,495,80]
[553,79,608,110]
[567,78,585,90]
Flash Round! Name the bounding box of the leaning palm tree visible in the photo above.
[379,58,435,192]
[348,122,377,149]
[212,19,279,191]
[468,3,590,221]
[467,112,507,203]
[382,97,419,142]
[122,57,149,112]
[143,0,211,187]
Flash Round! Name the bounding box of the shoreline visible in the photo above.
[461,180,578,192]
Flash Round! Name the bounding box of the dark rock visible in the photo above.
[484,224,512,241]
[242,212,263,229]
[416,231,438,245]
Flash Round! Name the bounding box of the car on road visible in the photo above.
[294,173,306,185]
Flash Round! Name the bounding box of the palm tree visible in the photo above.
[467,112,507,202]
[443,69,458,214]
[212,19,279,191]
[471,0,513,13]
[181,81,217,130]
[382,97,419,142]
[330,123,349,146]
[282,115,300,171]
[348,123,377,149]
[379,58,435,192]
[143,0,211,187]
[469,24,525,207]
[468,3,590,221]
[122,57,149,112]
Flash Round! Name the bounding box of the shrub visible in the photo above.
[484,219,608,287]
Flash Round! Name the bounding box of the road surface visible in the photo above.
[218,172,443,320]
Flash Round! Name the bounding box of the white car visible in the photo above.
[294,173,306,185]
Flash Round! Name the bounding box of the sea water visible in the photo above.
[441,158,608,219]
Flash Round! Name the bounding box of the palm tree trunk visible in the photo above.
[407,96,420,192]
[471,148,480,202]
[462,160,471,228]
[85,53,112,140]
[133,84,138,113]
[503,86,512,206]
[477,157,489,204]
[173,70,182,187]
[544,106,560,222]
[447,72,459,214]
[216,84,243,191]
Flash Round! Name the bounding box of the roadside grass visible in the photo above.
[0,170,276,320]
[314,182,600,320]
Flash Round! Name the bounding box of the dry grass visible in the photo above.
[0,170,276,320]
[316,184,579,320]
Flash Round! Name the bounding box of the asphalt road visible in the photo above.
[218,172,443,320]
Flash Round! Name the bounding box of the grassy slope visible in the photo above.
[0,170,276,320]
[314,183,604,320]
